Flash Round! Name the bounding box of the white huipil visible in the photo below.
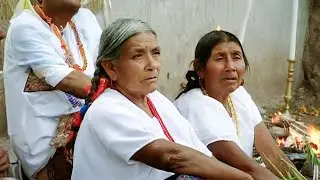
[72,89,212,180]
[174,86,263,157]
[4,8,102,178]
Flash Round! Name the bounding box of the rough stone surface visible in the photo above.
[302,0,320,105]
[0,74,6,137]
[268,126,290,138]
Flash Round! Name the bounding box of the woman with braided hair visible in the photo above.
[71,18,253,180]
[174,30,294,179]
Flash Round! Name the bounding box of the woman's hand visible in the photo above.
[207,141,278,180]
[132,139,253,180]
[0,148,9,177]
[254,122,295,178]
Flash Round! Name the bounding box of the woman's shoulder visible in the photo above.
[148,90,175,106]
[232,86,254,105]
[174,88,223,110]
[74,8,96,21]
[232,86,251,97]
[87,89,138,119]
[9,10,47,36]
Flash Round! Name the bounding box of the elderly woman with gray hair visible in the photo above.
[71,18,253,180]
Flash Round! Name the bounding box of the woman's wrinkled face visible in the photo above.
[200,41,246,94]
[106,32,161,97]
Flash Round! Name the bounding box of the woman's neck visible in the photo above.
[114,85,150,113]
[42,7,75,28]
[206,88,230,105]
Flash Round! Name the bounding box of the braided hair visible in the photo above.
[176,30,250,99]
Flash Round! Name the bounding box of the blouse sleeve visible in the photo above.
[183,97,241,147]
[88,103,164,164]
[238,86,263,127]
[7,22,74,87]
[247,95,263,126]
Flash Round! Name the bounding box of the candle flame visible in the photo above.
[307,125,320,156]
[271,111,282,124]
[276,137,285,147]
[216,25,221,31]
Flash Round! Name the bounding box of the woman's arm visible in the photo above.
[254,122,295,177]
[0,148,9,177]
[207,141,277,180]
[132,139,253,180]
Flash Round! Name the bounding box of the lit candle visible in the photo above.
[216,25,221,31]
[289,0,299,60]
[238,0,253,43]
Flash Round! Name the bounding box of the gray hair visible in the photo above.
[97,18,156,63]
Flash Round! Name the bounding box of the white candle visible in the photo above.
[103,0,112,26]
[289,0,299,60]
[313,164,319,180]
[238,0,253,43]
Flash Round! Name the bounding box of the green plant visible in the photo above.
[263,154,307,180]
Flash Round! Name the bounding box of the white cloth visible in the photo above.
[174,86,263,157]
[11,0,35,21]
[82,0,112,29]
[4,8,102,178]
[72,89,212,180]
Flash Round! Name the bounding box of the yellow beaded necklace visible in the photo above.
[226,95,240,136]
[201,88,240,136]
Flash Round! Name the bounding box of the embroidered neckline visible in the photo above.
[201,88,240,136]
[34,4,88,71]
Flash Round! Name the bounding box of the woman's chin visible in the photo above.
[226,84,239,94]
[146,84,158,94]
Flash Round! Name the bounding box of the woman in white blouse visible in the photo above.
[71,18,253,180]
[174,30,294,180]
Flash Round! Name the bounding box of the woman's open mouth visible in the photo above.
[223,78,237,82]
[145,76,157,81]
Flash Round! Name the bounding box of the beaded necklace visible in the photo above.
[34,5,88,71]
[201,88,240,136]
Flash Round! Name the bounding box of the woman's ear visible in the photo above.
[101,61,117,81]
[193,60,204,79]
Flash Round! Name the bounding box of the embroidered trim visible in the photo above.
[23,70,54,92]
[51,113,76,148]
[65,93,83,108]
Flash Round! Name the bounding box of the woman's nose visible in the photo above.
[146,54,160,70]
[225,57,236,72]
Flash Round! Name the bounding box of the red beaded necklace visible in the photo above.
[147,97,175,142]
[34,5,88,71]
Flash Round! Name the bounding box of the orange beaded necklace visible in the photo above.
[34,5,87,71]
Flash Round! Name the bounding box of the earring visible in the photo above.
[109,80,113,87]
[241,79,245,86]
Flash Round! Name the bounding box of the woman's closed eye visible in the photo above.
[232,52,243,60]
[215,56,224,61]
[152,50,161,57]
[153,50,160,55]
[132,53,143,60]
[233,55,242,60]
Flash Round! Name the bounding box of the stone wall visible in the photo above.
[0,0,311,135]
[302,0,320,105]
[109,0,309,106]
